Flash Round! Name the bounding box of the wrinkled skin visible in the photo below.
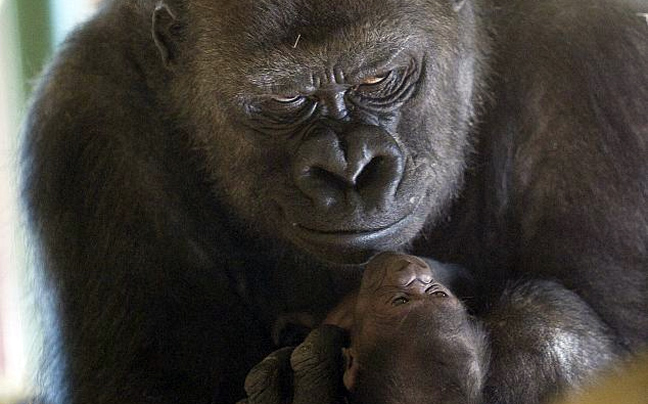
[21,0,648,403]
[243,253,620,404]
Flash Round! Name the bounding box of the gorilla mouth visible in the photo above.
[274,190,427,264]
[296,218,407,236]
[287,211,419,265]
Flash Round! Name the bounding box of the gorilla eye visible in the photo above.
[251,95,317,131]
[392,296,410,306]
[271,95,304,104]
[349,62,417,109]
[361,73,389,86]
[354,71,391,92]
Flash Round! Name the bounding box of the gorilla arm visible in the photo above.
[486,0,648,348]
[22,4,271,403]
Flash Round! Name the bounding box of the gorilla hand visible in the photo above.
[239,326,348,404]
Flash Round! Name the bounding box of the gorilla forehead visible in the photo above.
[193,0,453,34]
[186,0,461,101]
[188,0,457,58]
[242,42,417,97]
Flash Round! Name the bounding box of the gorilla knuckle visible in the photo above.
[244,356,280,394]
[290,328,345,376]
[290,342,321,372]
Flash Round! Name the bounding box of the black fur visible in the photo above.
[22,0,648,403]
[481,280,621,404]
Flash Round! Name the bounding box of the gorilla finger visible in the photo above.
[290,325,348,404]
[245,347,294,404]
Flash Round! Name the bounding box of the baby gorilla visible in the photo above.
[326,253,620,404]
[337,252,486,404]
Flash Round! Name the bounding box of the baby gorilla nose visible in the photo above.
[365,252,435,291]
[396,258,434,286]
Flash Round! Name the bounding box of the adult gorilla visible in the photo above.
[22,0,648,403]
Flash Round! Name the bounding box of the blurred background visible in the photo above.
[0,0,101,401]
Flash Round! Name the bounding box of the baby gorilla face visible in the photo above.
[343,252,487,404]
[352,252,465,340]
[359,252,455,311]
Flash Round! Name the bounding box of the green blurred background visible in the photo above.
[0,0,99,401]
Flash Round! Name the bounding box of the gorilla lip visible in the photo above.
[295,219,405,236]
[287,211,418,264]
[279,193,425,262]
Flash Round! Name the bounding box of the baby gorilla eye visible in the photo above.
[392,296,410,306]
[425,286,449,298]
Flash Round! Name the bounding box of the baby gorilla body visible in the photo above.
[256,252,620,404]
[326,253,620,404]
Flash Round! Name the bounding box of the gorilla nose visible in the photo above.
[293,125,405,211]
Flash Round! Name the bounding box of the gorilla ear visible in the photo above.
[152,2,183,69]
[451,0,468,11]
[342,347,359,391]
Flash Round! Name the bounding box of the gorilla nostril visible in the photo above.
[356,149,405,208]
[296,166,346,209]
[355,156,386,190]
[310,166,354,189]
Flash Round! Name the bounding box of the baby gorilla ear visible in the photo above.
[342,347,359,391]
[152,1,184,68]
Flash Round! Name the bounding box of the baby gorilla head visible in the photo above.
[342,252,489,404]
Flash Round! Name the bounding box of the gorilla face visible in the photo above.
[161,0,483,263]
